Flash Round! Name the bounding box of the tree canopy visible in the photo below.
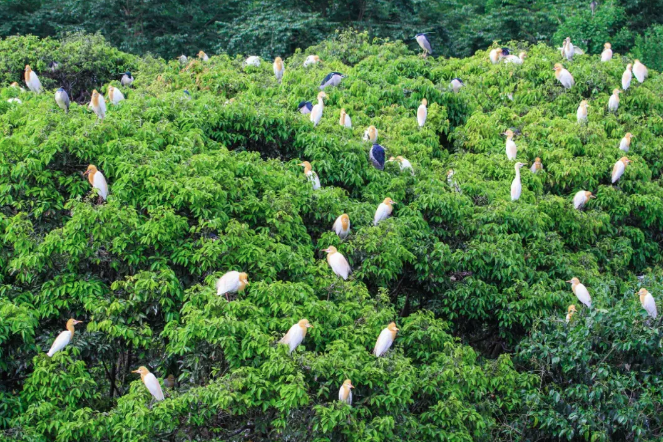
[1,30,663,441]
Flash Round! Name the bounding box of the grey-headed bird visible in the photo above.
[415,33,433,58]
[54,88,70,113]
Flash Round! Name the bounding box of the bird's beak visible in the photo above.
[394,327,400,331]
[349,384,355,389]
[83,170,90,176]
[73,320,83,324]
[307,324,314,328]
[565,280,572,283]
[589,195,596,199]
[132,369,140,373]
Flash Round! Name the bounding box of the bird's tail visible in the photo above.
[46,350,54,357]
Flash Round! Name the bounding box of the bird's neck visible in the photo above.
[87,171,96,185]
[515,168,521,178]
[66,323,75,336]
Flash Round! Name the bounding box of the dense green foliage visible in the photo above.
[3,0,663,69]
[2,30,663,441]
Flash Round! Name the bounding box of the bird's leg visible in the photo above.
[226,292,230,302]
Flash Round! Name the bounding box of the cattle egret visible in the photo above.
[554,64,574,89]
[511,162,526,202]
[245,56,261,67]
[310,92,327,127]
[504,52,526,65]
[24,65,43,93]
[619,133,633,152]
[89,90,106,120]
[132,366,164,401]
[601,43,612,62]
[339,379,354,405]
[121,72,134,87]
[374,197,396,226]
[163,374,176,389]
[450,78,464,93]
[608,89,620,112]
[198,51,209,61]
[567,277,592,308]
[530,157,543,173]
[10,82,25,92]
[216,271,248,301]
[298,101,313,114]
[566,305,577,323]
[622,64,632,90]
[322,246,351,279]
[373,322,398,357]
[178,54,188,65]
[573,190,595,209]
[611,156,631,183]
[638,288,657,319]
[369,143,386,170]
[561,37,584,60]
[7,98,22,104]
[447,169,461,193]
[332,214,351,239]
[83,165,109,201]
[633,60,647,84]
[489,48,503,64]
[108,86,125,105]
[54,88,70,113]
[364,126,378,143]
[303,55,321,67]
[417,99,428,128]
[320,72,344,90]
[279,319,313,354]
[273,57,284,83]
[415,33,433,58]
[577,100,589,124]
[46,318,83,357]
[503,129,517,160]
[339,109,352,128]
[300,161,321,190]
[388,156,414,175]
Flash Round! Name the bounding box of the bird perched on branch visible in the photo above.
[323,246,351,280]
[339,379,354,405]
[339,109,352,128]
[279,319,313,354]
[273,57,284,83]
[450,78,464,93]
[566,305,577,323]
[373,322,398,357]
[608,89,621,112]
[245,56,261,67]
[46,318,83,357]
[638,288,657,319]
[622,64,632,90]
[611,157,631,183]
[24,65,42,93]
[619,133,633,152]
[300,161,321,190]
[89,90,106,120]
[178,54,188,65]
[310,92,327,127]
[388,156,414,175]
[573,191,595,209]
[332,214,351,239]
[83,165,108,202]
[298,101,313,115]
[601,43,612,62]
[303,55,321,67]
[108,86,125,105]
[415,33,433,58]
[489,48,503,64]
[504,52,526,65]
[511,162,526,201]
[417,99,428,128]
[132,367,164,401]
[374,197,396,226]
[320,72,345,90]
[363,125,378,143]
[633,60,648,84]
[577,100,589,124]
[560,37,584,60]
[503,129,517,160]
[530,158,543,173]
[216,271,248,301]
[198,51,209,62]
[567,277,592,308]
[554,64,574,89]
[121,72,134,87]
[54,88,70,113]
[369,143,386,170]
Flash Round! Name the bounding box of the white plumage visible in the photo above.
[310,92,326,127]
[566,306,576,323]
[198,51,209,62]
[511,162,526,201]
[24,65,43,93]
[622,65,632,90]
[389,156,414,175]
[504,130,517,160]
[303,55,320,67]
[363,126,378,143]
[417,99,427,127]
[300,161,321,190]
[47,330,73,357]
[108,86,125,105]
[216,271,247,298]
[450,79,464,93]
[245,56,261,67]
[577,101,589,124]
[89,90,106,120]
[373,323,398,357]
[639,289,657,319]
[554,64,574,89]
[338,380,353,405]
[273,57,284,83]
[339,110,352,128]
[332,214,351,239]
[568,278,591,308]
[608,90,620,112]
[373,198,395,226]
[633,60,647,84]
[619,134,633,152]
[601,43,612,62]
[279,319,312,354]
[573,191,594,209]
[489,48,503,64]
[612,157,631,183]
[504,52,526,65]
[93,171,109,200]
[133,367,164,401]
[324,246,351,280]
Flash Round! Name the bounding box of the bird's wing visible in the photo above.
[573,193,584,209]
[373,329,392,356]
[643,294,657,318]
[93,173,109,200]
[47,330,72,356]
[144,373,165,400]
[330,253,351,278]
[574,47,585,55]
[216,272,237,295]
[576,285,591,307]
[373,145,385,164]
[374,204,388,224]
[332,217,342,234]
[612,162,623,182]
